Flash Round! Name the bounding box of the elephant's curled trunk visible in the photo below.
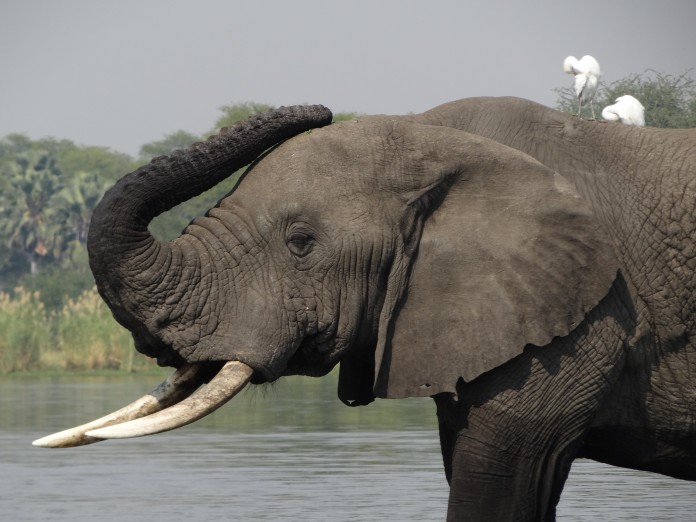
[87,105,333,337]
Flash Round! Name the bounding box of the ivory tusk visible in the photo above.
[84,360,253,440]
[32,363,210,448]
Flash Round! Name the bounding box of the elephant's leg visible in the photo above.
[438,396,584,522]
[434,286,636,521]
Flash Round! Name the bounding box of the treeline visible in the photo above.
[0,102,355,372]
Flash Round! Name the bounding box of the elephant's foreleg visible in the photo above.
[439,404,582,522]
[436,393,582,521]
[435,279,636,521]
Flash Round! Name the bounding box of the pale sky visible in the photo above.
[2,0,694,156]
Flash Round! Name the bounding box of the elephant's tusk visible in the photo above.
[32,363,210,448]
[83,361,253,440]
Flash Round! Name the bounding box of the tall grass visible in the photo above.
[0,289,52,372]
[0,287,155,373]
[55,288,145,371]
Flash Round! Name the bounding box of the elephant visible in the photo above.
[33,98,696,521]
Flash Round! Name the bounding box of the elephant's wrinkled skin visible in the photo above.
[43,99,696,520]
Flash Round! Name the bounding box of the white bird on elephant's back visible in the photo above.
[602,94,645,126]
[563,55,601,119]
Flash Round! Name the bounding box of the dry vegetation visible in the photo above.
[0,287,153,373]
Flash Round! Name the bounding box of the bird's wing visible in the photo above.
[574,74,589,97]
[579,55,601,76]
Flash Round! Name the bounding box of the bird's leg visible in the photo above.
[577,97,583,116]
[590,100,596,120]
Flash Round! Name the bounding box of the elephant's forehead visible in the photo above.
[239,123,384,197]
[237,157,357,206]
[224,144,398,234]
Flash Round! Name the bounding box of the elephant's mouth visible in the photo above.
[283,325,342,377]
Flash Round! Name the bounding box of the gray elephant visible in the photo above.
[34,98,696,521]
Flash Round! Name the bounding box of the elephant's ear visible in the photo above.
[371,124,619,399]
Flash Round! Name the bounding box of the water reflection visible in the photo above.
[2,375,696,521]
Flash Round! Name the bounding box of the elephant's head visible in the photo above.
[34,104,618,447]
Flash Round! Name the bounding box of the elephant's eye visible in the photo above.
[287,231,314,258]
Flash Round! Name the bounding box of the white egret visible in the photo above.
[601,95,645,126]
[563,55,601,118]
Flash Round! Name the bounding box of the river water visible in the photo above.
[2,374,695,521]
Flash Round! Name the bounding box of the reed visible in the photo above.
[0,288,52,372]
[55,287,145,371]
[0,286,155,373]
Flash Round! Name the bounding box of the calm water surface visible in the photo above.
[2,374,696,521]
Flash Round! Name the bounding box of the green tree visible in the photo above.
[0,133,35,158]
[0,151,65,274]
[51,170,112,270]
[213,102,273,130]
[556,70,696,128]
[0,136,119,297]
[57,144,136,184]
[603,71,696,128]
[213,101,357,129]
[0,134,77,159]
[50,142,134,267]
[138,130,201,163]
